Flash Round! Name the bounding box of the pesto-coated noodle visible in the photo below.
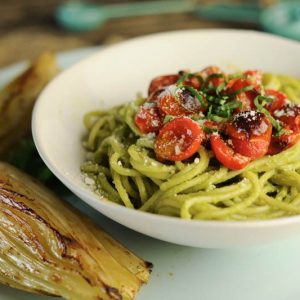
[81,73,300,221]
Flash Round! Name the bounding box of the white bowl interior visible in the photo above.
[33,29,300,248]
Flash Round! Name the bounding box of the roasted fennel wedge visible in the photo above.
[0,52,58,157]
[0,162,151,300]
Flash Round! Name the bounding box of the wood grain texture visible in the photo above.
[0,0,258,67]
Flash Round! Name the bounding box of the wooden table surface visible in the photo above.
[0,0,258,67]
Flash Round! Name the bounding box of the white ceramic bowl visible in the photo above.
[33,29,300,248]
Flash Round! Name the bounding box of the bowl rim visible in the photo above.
[32,28,300,229]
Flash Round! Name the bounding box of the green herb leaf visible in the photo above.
[210,114,227,123]
[207,105,226,122]
[260,84,266,96]
[176,73,190,86]
[191,115,204,121]
[176,72,204,87]
[163,115,174,124]
[180,85,207,108]
[203,126,218,134]
[216,82,226,96]
[254,95,285,136]
[204,73,224,85]
[229,85,254,97]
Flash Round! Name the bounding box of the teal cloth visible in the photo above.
[55,0,300,41]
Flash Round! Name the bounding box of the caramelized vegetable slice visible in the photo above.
[0,52,58,157]
[0,163,151,300]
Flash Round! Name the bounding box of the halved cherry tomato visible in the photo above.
[148,73,203,103]
[183,75,202,90]
[268,127,300,155]
[267,104,300,155]
[231,126,272,159]
[274,104,300,131]
[227,112,272,159]
[205,75,224,89]
[135,104,164,134]
[268,105,300,155]
[243,70,262,87]
[154,117,204,161]
[148,88,164,102]
[176,71,204,90]
[157,88,188,116]
[199,66,224,88]
[199,66,222,78]
[148,74,179,95]
[226,78,258,111]
[157,87,206,116]
[227,78,253,94]
[203,120,223,131]
[227,110,265,139]
[210,134,251,170]
[202,120,225,140]
[265,89,287,113]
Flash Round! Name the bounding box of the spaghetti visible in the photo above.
[81,68,300,221]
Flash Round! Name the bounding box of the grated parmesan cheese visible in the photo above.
[84,176,95,186]
[175,145,181,155]
[194,157,200,164]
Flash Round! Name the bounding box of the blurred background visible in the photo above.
[0,0,299,67]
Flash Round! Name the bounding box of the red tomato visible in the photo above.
[154,117,204,161]
[157,87,206,116]
[226,78,237,90]
[226,78,258,112]
[184,75,202,90]
[227,112,272,159]
[243,70,262,87]
[274,104,300,131]
[205,75,224,89]
[226,123,246,140]
[203,120,225,140]
[210,134,251,170]
[231,126,272,159]
[135,104,164,134]
[238,92,257,112]
[267,104,300,155]
[148,88,164,102]
[268,128,300,155]
[199,66,224,88]
[148,74,179,95]
[265,89,287,113]
[203,120,223,131]
[199,66,222,78]
[227,78,256,94]
[157,88,188,116]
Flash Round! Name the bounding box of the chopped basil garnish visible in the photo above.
[229,85,254,96]
[216,82,226,96]
[176,72,204,87]
[203,126,218,134]
[163,115,174,124]
[146,69,291,140]
[254,95,285,136]
[176,73,190,86]
[180,85,207,108]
